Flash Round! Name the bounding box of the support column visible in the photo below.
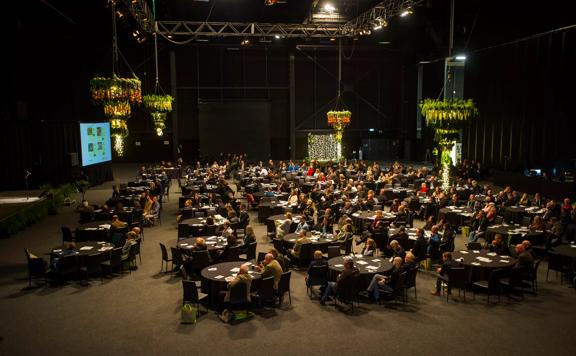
[289,53,296,160]
[169,49,179,162]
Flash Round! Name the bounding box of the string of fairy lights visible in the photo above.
[307,133,339,161]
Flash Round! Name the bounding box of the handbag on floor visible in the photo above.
[181,303,197,324]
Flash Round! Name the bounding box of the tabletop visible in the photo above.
[51,241,114,256]
[201,261,262,283]
[452,250,516,268]
[328,255,393,275]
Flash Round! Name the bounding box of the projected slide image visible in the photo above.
[80,122,112,167]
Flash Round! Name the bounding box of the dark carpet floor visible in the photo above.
[0,164,575,356]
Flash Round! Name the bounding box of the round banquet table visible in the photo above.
[504,206,546,224]
[49,241,115,269]
[200,261,262,305]
[266,214,303,235]
[177,236,235,259]
[75,222,111,242]
[351,210,396,229]
[549,244,576,273]
[181,216,225,236]
[438,206,474,228]
[282,232,339,253]
[328,255,393,289]
[387,227,432,250]
[486,224,545,245]
[258,201,294,222]
[452,250,516,282]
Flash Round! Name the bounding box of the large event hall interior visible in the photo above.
[2,0,576,355]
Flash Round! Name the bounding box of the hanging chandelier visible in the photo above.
[326,110,351,143]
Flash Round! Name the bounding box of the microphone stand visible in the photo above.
[25,171,31,201]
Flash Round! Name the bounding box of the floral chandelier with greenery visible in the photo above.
[326,110,351,143]
[143,94,173,136]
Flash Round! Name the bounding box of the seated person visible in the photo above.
[239,225,256,250]
[78,200,95,223]
[402,252,418,272]
[431,252,461,296]
[275,212,293,238]
[489,234,509,255]
[427,225,442,260]
[521,240,537,259]
[529,215,545,231]
[218,263,252,319]
[306,250,328,287]
[388,239,406,260]
[111,214,128,230]
[220,220,234,239]
[361,238,376,256]
[268,248,287,272]
[190,237,208,251]
[294,218,309,234]
[390,226,409,250]
[122,231,138,260]
[143,195,160,225]
[423,215,435,230]
[320,257,359,305]
[508,243,535,292]
[365,257,403,300]
[289,230,311,259]
[255,253,283,290]
[410,228,428,262]
[336,223,353,242]
[51,242,78,271]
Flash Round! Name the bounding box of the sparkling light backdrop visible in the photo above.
[308,133,339,161]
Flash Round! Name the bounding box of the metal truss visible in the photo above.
[123,0,424,39]
[157,21,344,39]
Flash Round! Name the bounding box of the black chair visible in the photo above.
[251,276,276,308]
[24,249,49,287]
[159,243,173,273]
[134,239,142,264]
[546,252,570,284]
[306,264,328,296]
[239,242,257,262]
[341,237,353,255]
[225,245,241,262]
[494,216,504,225]
[292,243,314,268]
[473,268,506,303]
[56,254,79,282]
[272,238,286,255]
[229,281,249,312]
[80,253,103,282]
[467,242,483,250]
[122,244,138,273]
[327,245,341,259]
[101,247,123,275]
[171,247,184,272]
[177,224,190,239]
[520,216,532,227]
[190,250,211,274]
[404,267,418,300]
[335,273,362,311]
[61,226,74,243]
[277,271,292,306]
[182,280,208,318]
[380,272,408,305]
[445,267,467,301]
[257,252,267,264]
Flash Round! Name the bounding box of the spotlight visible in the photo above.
[455,55,467,61]
[116,10,125,19]
[400,8,413,17]
[275,34,280,39]
[241,38,250,46]
[330,37,336,41]
[324,3,336,13]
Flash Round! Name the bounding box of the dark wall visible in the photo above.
[463,29,576,173]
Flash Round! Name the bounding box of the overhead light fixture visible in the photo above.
[274,34,280,39]
[241,38,250,46]
[330,37,336,41]
[324,3,336,13]
[116,10,125,19]
[455,55,467,60]
[373,24,382,30]
[132,30,140,38]
[400,8,413,17]
[369,128,375,132]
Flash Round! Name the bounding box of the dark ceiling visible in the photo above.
[12,0,575,63]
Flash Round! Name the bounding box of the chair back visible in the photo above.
[229,281,248,306]
[467,242,482,250]
[393,272,407,299]
[84,253,102,274]
[520,216,532,227]
[336,272,361,302]
[178,223,190,239]
[273,238,286,255]
[327,245,341,259]
[494,216,504,225]
[447,267,467,289]
[245,242,257,261]
[159,243,170,261]
[24,249,46,277]
[191,250,211,271]
[182,280,200,303]
[257,252,267,264]
[205,225,218,236]
[61,226,74,242]
[547,252,563,272]
[109,247,123,268]
[226,245,241,261]
[299,243,314,262]
[307,264,328,286]
[488,268,506,291]
[171,247,183,266]
[258,276,276,302]
[342,237,353,255]
[58,254,79,276]
[404,267,418,289]
[278,271,291,297]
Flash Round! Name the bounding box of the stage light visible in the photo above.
[241,38,250,46]
[324,3,336,13]
[275,34,280,39]
[455,55,467,60]
[373,24,382,31]
[116,10,125,19]
[369,128,375,132]
[330,37,336,41]
[400,8,413,17]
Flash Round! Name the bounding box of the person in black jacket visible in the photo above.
[306,250,328,287]
[431,252,461,296]
[365,257,403,300]
[410,228,428,262]
[320,257,359,305]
